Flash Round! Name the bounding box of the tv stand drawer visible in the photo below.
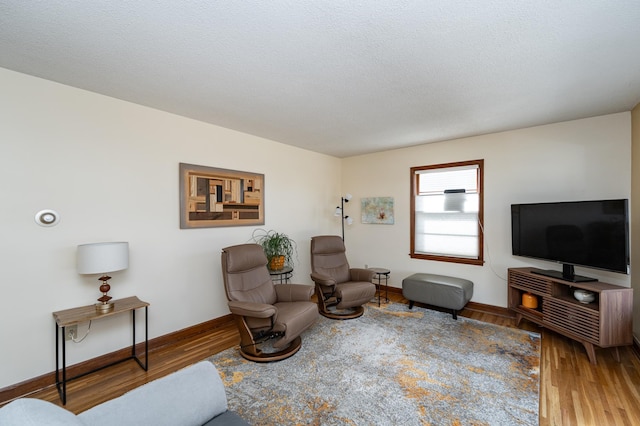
[508,270,551,295]
[543,298,599,343]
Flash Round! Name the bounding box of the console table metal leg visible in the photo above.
[55,323,59,393]
[131,306,149,371]
[55,324,68,405]
[132,309,136,358]
[62,326,66,405]
[145,306,148,370]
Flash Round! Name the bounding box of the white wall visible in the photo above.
[0,65,633,390]
[0,68,342,388]
[631,103,640,342]
[342,113,632,306]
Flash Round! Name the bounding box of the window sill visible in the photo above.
[409,253,484,266]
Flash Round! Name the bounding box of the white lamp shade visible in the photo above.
[77,242,129,275]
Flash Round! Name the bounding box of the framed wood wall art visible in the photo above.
[179,163,264,228]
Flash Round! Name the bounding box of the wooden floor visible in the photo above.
[3,293,640,425]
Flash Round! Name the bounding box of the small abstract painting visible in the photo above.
[361,197,394,224]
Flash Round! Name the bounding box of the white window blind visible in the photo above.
[414,164,480,259]
[417,166,478,195]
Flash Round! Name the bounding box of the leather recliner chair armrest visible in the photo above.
[228,301,277,318]
[275,284,314,302]
[310,272,336,287]
[350,268,375,282]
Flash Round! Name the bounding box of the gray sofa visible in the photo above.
[0,361,248,426]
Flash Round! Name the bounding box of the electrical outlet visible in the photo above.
[365,264,368,269]
[65,325,77,341]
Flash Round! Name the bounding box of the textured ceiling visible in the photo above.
[1,1,640,157]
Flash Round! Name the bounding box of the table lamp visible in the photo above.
[77,242,129,313]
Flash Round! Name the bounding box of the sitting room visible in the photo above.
[1,2,640,425]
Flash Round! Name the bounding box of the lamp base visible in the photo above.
[96,275,114,313]
[95,301,114,313]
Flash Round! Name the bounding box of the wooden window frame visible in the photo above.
[410,159,484,266]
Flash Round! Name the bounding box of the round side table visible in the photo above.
[369,267,390,306]
[269,266,293,284]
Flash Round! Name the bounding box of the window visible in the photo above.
[410,159,484,265]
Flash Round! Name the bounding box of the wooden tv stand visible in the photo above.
[508,267,633,365]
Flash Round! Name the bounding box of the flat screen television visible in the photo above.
[511,199,629,282]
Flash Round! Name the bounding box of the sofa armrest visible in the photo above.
[78,361,228,426]
[0,398,83,426]
[274,283,314,302]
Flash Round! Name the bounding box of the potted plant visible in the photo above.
[251,229,297,271]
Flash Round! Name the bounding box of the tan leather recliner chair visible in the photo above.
[310,235,376,319]
[221,243,318,362]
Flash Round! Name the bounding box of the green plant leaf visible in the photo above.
[250,228,298,270]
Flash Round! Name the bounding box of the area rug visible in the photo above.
[209,303,540,425]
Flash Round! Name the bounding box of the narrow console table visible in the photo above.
[508,267,633,365]
[52,296,149,404]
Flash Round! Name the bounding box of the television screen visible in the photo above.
[511,199,629,281]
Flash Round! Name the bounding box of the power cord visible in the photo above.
[478,219,507,282]
[71,321,92,343]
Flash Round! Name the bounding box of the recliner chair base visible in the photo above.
[320,305,364,320]
[235,315,303,362]
[239,336,302,362]
[316,287,365,319]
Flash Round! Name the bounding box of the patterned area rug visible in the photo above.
[209,303,540,425]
